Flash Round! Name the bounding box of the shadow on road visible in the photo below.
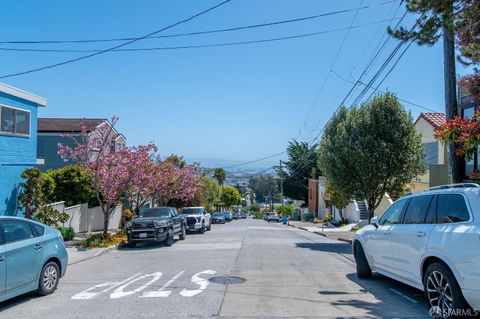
[294,242,353,255]
[0,292,37,312]
[329,272,429,318]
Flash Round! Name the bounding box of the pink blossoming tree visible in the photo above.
[58,117,131,234]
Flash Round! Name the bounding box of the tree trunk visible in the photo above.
[443,14,465,182]
[339,208,345,223]
[103,205,110,235]
[25,206,31,219]
[367,199,376,223]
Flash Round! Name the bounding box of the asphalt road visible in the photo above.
[0,219,430,318]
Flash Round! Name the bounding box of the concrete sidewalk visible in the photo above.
[67,246,116,265]
[289,220,354,243]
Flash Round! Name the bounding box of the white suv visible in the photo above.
[353,184,480,316]
[182,207,211,233]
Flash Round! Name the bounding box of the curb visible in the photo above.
[291,224,354,244]
[68,245,117,266]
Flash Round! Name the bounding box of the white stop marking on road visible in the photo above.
[71,270,216,300]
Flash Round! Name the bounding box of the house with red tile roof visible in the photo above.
[413,112,449,189]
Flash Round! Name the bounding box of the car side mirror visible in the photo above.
[370,216,379,228]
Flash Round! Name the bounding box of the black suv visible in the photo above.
[126,207,186,248]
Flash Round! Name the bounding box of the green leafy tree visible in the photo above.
[18,168,54,219]
[46,165,98,207]
[324,185,350,223]
[275,205,295,217]
[277,140,320,202]
[221,186,242,208]
[318,93,425,221]
[213,168,226,185]
[248,175,279,203]
[194,176,222,212]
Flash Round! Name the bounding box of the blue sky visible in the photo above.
[0,0,472,168]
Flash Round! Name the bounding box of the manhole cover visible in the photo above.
[208,276,247,285]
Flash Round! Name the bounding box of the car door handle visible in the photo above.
[383,230,391,235]
[416,231,426,237]
[34,244,43,250]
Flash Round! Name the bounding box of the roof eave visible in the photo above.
[0,82,47,107]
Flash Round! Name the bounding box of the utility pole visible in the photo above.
[279,160,284,206]
[443,1,465,182]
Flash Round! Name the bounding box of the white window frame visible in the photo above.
[0,104,31,137]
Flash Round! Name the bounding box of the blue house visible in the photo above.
[0,83,47,216]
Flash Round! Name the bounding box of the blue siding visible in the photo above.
[0,91,40,216]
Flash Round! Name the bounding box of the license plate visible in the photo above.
[139,233,147,238]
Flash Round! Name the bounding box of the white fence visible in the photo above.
[49,202,123,233]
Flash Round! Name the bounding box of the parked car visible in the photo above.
[232,212,241,220]
[240,211,248,219]
[223,212,233,222]
[126,207,186,248]
[0,216,68,303]
[263,213,270,221]
[353,183,480,315]
[182,207,211,233]
[212,212,226,224]
[267,213,280,222]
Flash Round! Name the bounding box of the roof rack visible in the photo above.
[428,183,480,191]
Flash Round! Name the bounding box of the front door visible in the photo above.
[391,195,436,285]
[1,220,43,293]
[365,198,408,272]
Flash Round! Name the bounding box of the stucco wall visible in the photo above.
[0,92,40,216]
[414,117,448,188]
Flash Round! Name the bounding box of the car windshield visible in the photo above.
[138,208,171,218]
[213,213,224,217]
[183,208,203,215]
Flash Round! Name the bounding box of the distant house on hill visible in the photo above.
[37,118,126,171]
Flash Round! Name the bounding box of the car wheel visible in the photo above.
[179,225,186,240]
[424,263,468,317]
[354,243,372,279]
[128,240,136,248]
[199,223,206,234]
[164,229,174,246]
[37,261,60,296]
[207,221,211,231]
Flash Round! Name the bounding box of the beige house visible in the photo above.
[413,112,449,190]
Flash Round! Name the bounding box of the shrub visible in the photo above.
[46,165,98,207]
[275,205,295,217]
[34,205,69,227]
[122,209,134,221]
[58,227,75,241]
[77,233,126,248]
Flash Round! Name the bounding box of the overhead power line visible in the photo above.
[221,151,286,170]
[0,18,404,54]
[0,1,396,45]
[0,0,232,79]
[331,70,439,112]
[302,0,365,137]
